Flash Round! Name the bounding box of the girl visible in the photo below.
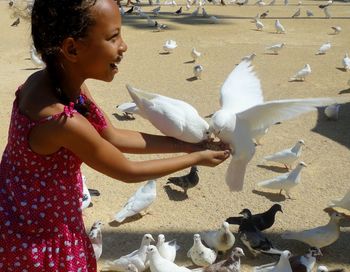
[0,0,230,271]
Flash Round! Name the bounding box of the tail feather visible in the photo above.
[226,159,248,191]
[226,216,243,225]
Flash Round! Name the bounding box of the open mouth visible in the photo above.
[110,63,118,69]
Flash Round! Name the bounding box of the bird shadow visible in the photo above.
[336,67,348,72]
[288,79,305,83]
[338,88,350,94]
[183,60,195,64]
[256,164,289,173]
[252,189,287,202]
[163,185,188,201]
[159,52,171,55]
[263,52,279,55]
[108,213,143,227]
[186,76,198,82]
[21,67,41,71]
[204,113,214,118]
[88,188,101,197]
[112,113,135,121]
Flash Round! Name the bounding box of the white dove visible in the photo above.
[163,40,177,53]
[104,234,155,272]
[291,8,301,18]
[306,9,314,16]
[275,19,285,33]
[30,45,45,68]
[316,42,331,55]
[88,220,103,261]
[193,65,204,79]
[114,180,157,223]
[241,53,256,62]
[255,19,264,31]
[156,234,180,262]
[210,60,335,191]
[187,233,217,267]
[201,221,235,254]
[191,6,200,16]
[147,245,192,272]
[265,43,285,55]
[257,162,307,198]
[263,140,305,169]
[281,212,343,249]
[253,250,292,272]
[81,175,92,210]
[324,6,331,18]
[208,16,219,24]
[324,104,340,120]
[125,85,210,143]
[191,48,201,62]
[342,53,350,71]
[331,26,341,34]
[329,189,350,210]
[289,64,311,81]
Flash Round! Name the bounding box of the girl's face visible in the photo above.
[77,0,127,82]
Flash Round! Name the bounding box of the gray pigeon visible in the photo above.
[289,247,322,272]
[166,166,199,195]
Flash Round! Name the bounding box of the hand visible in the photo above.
[196,149,231,167]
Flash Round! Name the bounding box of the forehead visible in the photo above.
[89,0,121,32]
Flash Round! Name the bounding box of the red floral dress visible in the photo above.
[0,89,107,271]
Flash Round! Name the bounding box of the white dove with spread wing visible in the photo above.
[156,234,179,262]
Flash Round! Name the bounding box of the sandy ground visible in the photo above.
[1,0,350,271]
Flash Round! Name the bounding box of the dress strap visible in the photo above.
[37,102,77,124]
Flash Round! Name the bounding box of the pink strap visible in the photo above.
[37,103,77,124]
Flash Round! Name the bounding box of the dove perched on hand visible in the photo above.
[156,234,180,262]
[257,162,307,199]
[265,43,285,55]
[104,234,155,272]
[316,42,331,55]
[188,234,217,267]
[125,85,210,143]
[147,245,192,272]
[281,212,343,249]
[324,104,340,120]
[275,19,285,33]
[263,140,305,169]
[163,40,177,53]
[166,166,199,196]
[201,221,235,254]
[114,180,156,223]
[88,220,103,261]
[289,64,311,81]
[253,250,292,272]
[289,247,322,272]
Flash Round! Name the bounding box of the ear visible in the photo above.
[61,37,79,62]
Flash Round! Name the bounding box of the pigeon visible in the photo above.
[316,42,331,55]
[292,8,301,18]
[11,17,20,27]
[174,6,182,15]
[120,6,125,16]
[191,48,202,62]
[268,0,276,5]
[289,64,311,81]
[125,6,134,14]
[331,26,341,35]
[328,189,350,211]
[260,10,269,18]
[323,6,331,18]
[289,247,322,272]
[241,53,256,62]
[238,209,284,256]
[253,250,292,272]
[147,17,157,27]
[114,180,157,223]
[191,6,200,16]
[154,21,168,32]
[324,104,340,120]
[147,245,192,272]
[263,140,305,169]
[116,102,139,119]
[306,9,314,16]
[81,175,92,210]
[275,19,285,34]
[209,60,336,191]
[201,221,235,254]
[257,162,307,199]
[156,234,179,262]
[187,233,217,267]
[194,65,204,79]
[318,0,332,8]
[255,19,264,31]
[226,204,282,231]
[208,16,219,24]
[8,0,14,7]
[124,85,210,143]
[265,43,285,55]
[127,264,139,272]
[166,166,199,195]
[104,234,155,272]
[202,7,209,17]
[30,45,45,68]
[281,212,343,249]
[342,53,350,71]
[317,265,345,272]
[163,39,177,53]
[88,220,103,261]
[152,6,161,16]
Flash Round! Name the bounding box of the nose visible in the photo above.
[119,39,128,53]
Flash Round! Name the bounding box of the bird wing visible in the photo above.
[257,173,288,189]
[220,60,263,114]
[117,102,140,114]
[226,216,243,225]
[225,158,248,191]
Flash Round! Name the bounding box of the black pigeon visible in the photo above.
[238,209,284,257]
[11,17,20,27]
[9,0,14,7]
[166,166,199,195]
[318,3,329,8]
[174,6,182,15]
[226,204,282,231]
[289,247,322,272]
[125,6,134,14]
[260,10,269,18]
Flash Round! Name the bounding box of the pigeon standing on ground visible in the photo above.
[306,9,314,16]
[292,8,301,18]
[323,6,331,18]
[265,43,285,55]
[289,247,322,272]
[281,212,343,249]
[253,250,292,272]
[88,220,103,261]
[125,6,135,14]
[263,140,305,169]
[255,19,264,31]
[289,64,311,81]
[166,166,199,196]
[201,221,235,254]
[191,6,200,16]
[11,17,20,26]
[257,162,307,199]
[174,6,182,14]
[114,180,157,223]
[275,19,285,34]
[316,42,331,55]
[331,26,341,34]
[324,104,340,120]
[156,234,179,262]
[260,10,269,18]
[191,48,202,62]
[152,6,161,16]
[163,39,178,53]
[317,265,345,272]
[193,64,204,79]
[226,204,283,231]
[241,53,256,62]
[318,0,332,8]
[342,53,350,71]
[187,233,217,267]
[202,7,209,17]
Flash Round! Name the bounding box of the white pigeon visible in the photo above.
[253,250,292,272]
[193,64,204,79]
[156,234,179,262]
[265,43,285,55]
[275,19,285,34]
[306,9,314,16]
[88,220,103,261]
[323,6,331,18]
[316,42,331,55]
[210,60,335,191]
[187,233,217,267]
[255,19,264,31]
[291,8,301,18]
[81,175,91,210]
[208,16,219,24]
[289,64,311,81]
[263,140,305,169]
[200,221,235,253]
[257,161,307,198]
[331,26,341,34]
[191,48,201,62]
[125,85,210,143]
[191,6,200,16]
[147,245,192,272]
[281,212,343,249]
[104,234,155,272]
[329,189,350,210]
[324,104,340,120]
[241,53,256,62]
[163,40,177,53]
[114,180,157,223]
[152,5,161,16]
[30,45,45,68]
[342,53,350,71]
